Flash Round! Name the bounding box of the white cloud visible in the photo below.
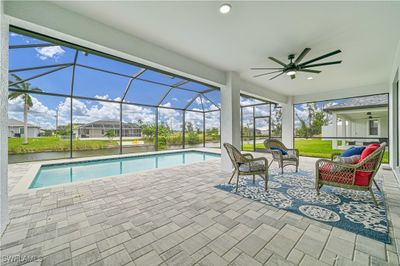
[8,95,57,129]
[8,94,221,132]
[35,46,65,60]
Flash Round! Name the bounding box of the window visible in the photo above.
[369,120,379,136]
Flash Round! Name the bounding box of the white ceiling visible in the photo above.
[52,1,400,96]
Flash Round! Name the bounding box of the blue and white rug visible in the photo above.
[216,169,390,243]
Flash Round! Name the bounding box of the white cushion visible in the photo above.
[239,161,266,172]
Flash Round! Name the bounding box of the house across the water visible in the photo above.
[322,95,389,149]
[8,118,40,138]
[76,120,142,139]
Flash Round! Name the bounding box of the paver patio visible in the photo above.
[1,153,400,265]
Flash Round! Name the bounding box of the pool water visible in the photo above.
[30,151,220,188]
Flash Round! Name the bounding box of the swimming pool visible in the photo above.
[30,151,220,189]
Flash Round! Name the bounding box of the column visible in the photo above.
[220,72,241,172]
[281,96,294,148]
[332,113,338,149]
[0,3,9,234]
[341,118,347,147]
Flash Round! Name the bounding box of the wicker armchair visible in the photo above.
[223,143,269,192]
[264,139,299,174]
[316,143,386,206]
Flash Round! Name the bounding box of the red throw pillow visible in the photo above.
[354,171,372,186]
[359,144,380,161]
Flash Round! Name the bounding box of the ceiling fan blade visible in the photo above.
[268,57,287,67]
[250,67,284,70]
[300,49,342,67]
[301,61,342,68]
[294,48,311,64]
[253,70,283,78]
[269,72,285,80]
[298,69,321,73]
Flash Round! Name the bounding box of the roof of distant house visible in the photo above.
[8,118,40,128]
[323,95,388,112]
[79,120,140,129]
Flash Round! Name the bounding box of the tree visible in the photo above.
[186,122,194,132]
[8,74,43,144]
[104,129,116,140]
[295,103,327,138]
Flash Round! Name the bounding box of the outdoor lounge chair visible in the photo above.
[315,143,386,206]
[223,143,269,192]
[264,139,299,174]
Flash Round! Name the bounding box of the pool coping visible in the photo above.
[11,148,221,195]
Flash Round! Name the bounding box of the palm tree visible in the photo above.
[8,74,42,144]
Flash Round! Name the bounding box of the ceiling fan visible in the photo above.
[251,48,342,80]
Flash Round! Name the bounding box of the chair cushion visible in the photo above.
[334,155,361,164]
[319,164,353,184]
[340,146,366,157]
[359,144,380,161]
[282,153,298,160]
[319,163,372,186]
[239,161,266,172]
[354,171,372,186]
[271,147,288,155]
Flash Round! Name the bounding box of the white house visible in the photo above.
[8,118,40,138]
[322,95,388,149]
[76,120,142,139]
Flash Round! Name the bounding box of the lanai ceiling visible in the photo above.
[49,1,400,95]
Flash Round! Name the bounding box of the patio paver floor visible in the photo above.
[1,153,400,265]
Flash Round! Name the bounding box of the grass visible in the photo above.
[243,138,389,163]
[8,137,119,154]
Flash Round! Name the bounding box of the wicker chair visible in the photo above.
[223,143,269,192]
[264,139,299,174]
[315,143,386,206]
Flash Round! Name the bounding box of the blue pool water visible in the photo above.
[30,151,220,189]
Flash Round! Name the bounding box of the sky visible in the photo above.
[8,31,220,130]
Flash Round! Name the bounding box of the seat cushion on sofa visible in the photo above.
[340,146,366,157]
[239,161,266,172]
[360,144,380,161]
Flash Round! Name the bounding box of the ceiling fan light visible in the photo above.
[307,77,313,80]
[286,70,296,76]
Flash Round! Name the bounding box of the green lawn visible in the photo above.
[8,137,120,154]
[243,138,389,163]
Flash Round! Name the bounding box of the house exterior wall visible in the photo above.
[389,40,400,179]
[322,119,388,138]
[8,126,39,138]
[78,128,142,138]
[0,0,9,234]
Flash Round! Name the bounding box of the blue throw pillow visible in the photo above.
[340,146,366,157]
[271,147,288,155]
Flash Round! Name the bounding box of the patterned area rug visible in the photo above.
[216,170,390,243]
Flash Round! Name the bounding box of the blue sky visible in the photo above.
[8,31,220,130]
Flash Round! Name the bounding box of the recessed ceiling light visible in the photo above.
[219,3,232,14]
[307,77,313,80]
